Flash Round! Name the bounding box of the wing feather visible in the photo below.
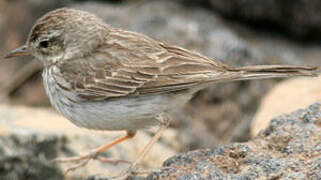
[54,28,226,100]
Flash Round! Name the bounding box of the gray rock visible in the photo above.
[3,103,320,179]
[145,103,321,179]
[0,134,64,180]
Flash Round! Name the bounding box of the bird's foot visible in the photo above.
[51,131,136,175]
[52,152,131,175]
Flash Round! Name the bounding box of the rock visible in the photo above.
[0,135,63,180]
[251,76,321,136]
[0,104,177,179]
[142,103,321,179]
[206,0,321,40]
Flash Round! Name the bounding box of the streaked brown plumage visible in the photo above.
[5,8,318,177]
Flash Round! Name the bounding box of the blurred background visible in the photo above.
[0,0,320,179]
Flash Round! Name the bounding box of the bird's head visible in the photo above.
[6,8,109,66]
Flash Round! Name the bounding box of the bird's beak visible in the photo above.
[5,45,32,59]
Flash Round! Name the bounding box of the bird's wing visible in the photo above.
[55,29,228,100]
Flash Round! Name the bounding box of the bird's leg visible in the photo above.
[52,130,136,175]
[121,113,171,177]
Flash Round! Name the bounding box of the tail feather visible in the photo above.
[225,65,319,81]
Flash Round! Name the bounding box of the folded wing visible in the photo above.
[54,29,226,100]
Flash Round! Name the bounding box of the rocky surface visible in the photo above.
[141,103,321,179]
[0,134,63,180]
[1,103,321,179]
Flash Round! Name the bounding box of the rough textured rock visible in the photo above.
[143,103,321,179]
[2,103,320,179]
[252,76,321,136]
[207,0,321,40]
[0,135,63,180]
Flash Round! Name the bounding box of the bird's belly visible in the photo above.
[42,69,178,130]
[55,95,169,131]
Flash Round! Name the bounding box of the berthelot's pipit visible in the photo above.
[5,8,318,176]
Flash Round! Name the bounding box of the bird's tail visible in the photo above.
[223,65,319,81]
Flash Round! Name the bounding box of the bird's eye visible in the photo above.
[39,40,49,48]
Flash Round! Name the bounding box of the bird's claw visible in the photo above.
[52,153,131,175]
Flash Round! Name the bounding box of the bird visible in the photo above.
[5,8,318,177]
